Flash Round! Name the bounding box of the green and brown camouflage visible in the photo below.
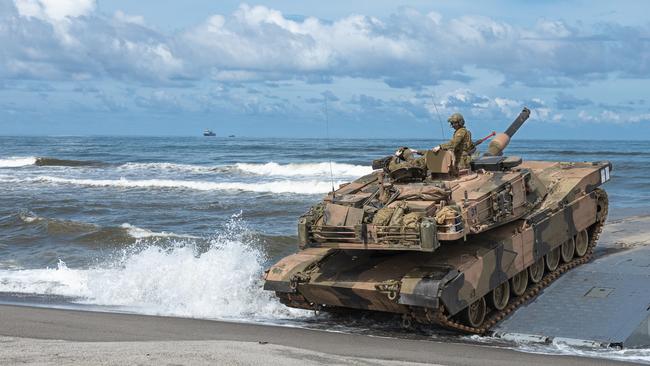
[264,107,612,332]
[440,126,473,170]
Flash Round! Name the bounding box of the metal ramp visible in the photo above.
[494,245,650,348]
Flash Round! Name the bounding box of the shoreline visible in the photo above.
[0,304,637,365]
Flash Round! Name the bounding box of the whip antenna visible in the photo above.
[324,95,335,195]
[431,93,447,141]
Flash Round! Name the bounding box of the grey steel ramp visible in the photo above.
[494,246,650,348]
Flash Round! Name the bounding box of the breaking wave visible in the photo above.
[120,161,373,178]
[233,162,373,177]
[35,157,107,167]
[0,156,107,168]
[0,216,309,321]
[13,212,197,242]
[1,156,372,180]
[0,157,37,168]
[119,223,199,239]
[7,176,339,195]
[119,162,213,174]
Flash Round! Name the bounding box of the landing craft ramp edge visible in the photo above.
[494,246,650,348]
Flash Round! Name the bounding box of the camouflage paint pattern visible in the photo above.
[263,108,612,327]
[264,160,611,320]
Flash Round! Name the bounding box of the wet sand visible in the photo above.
[0,304,637,366]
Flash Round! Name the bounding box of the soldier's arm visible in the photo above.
[440,129,467,150]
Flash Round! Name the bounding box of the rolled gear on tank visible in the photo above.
[434,205,461,225]
[402,212,425,230]
[372,206,396,226]
[386,148,428,182]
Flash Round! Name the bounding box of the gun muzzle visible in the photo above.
[484,107,530,157]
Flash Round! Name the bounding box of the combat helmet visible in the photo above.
[448,112,465,127]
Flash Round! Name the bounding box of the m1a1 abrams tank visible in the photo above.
[264,108,611,334]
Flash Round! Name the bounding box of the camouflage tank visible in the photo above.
[264,108,611,334]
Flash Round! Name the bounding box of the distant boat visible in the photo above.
[228,135,235,138]
[203,129,216,137]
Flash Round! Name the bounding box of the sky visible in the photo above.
[0,0,649,139]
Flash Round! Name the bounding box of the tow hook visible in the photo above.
[375,280,402,301]
[289,272,311,290]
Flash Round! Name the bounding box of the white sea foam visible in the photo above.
[119,161,373,178]
[119,162,213,173]
[12,176,340,195]
[517,339,650,364]
[120,223,199,239]
[0,218,309,321]
[235,162,373,177]
[0,156,36,168]
[19,211,40,223]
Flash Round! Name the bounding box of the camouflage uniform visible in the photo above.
[440,113,474,170]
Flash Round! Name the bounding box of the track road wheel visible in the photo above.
[575,230,589,257]
[489,281,510,311]
[463,297,487,328]
[546,246,561,271]
[561,237,575,263]
[510,270,528,297]
[401,314,413,329]
[528,257,545,283]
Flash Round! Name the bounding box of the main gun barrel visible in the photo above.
[504,107,531,138]
[484,107,530,156]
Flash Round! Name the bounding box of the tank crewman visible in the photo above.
[432,113,474,170]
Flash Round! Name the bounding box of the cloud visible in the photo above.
[14,0,94,21]
[134,90,182,112]
[304,90,339,104]
[629,113,650,123]
[555,93,593,110]
[1,0,183,83]
[2,2,649,88]
[441,89,490,109]
[113,10,145,26]
[577,109,650,124]
[2,1,650,134]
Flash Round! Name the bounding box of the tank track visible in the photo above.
[428,188,609,334]
[276,189,609,335]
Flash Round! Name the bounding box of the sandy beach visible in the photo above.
[0,304,638,366]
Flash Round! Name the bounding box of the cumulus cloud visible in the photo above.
[441,89,490,109]
[14,0,94,21]
[2,2,649,88]
[1,0,183,82]
[577,109,650,124]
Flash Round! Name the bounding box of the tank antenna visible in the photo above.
[431,93,447,141]
[324,94,335,195]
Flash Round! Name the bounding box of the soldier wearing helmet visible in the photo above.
[432,113,474,170]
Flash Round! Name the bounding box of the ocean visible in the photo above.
[1,136,649,360]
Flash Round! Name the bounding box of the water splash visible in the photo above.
[0,214,309,322]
